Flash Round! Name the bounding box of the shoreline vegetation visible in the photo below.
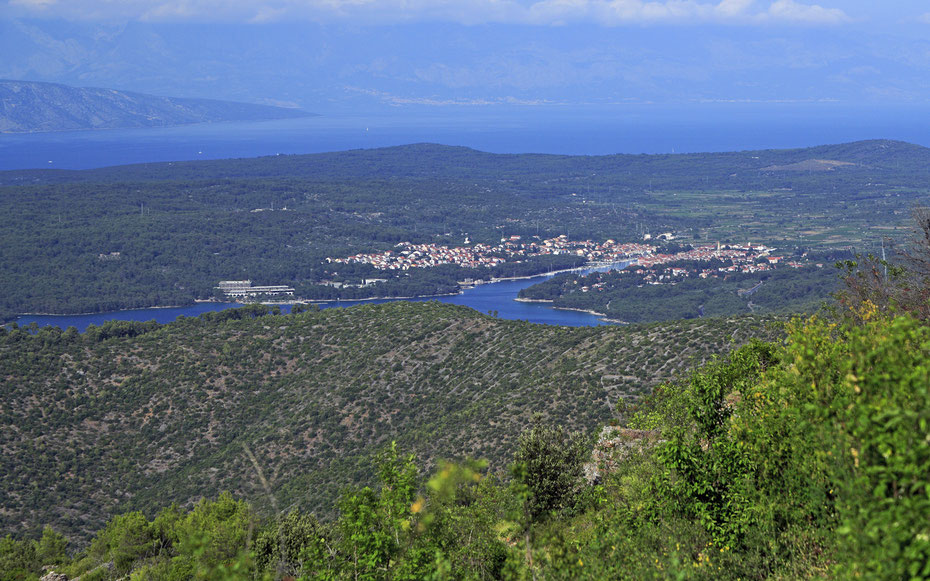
[12,302,198,319]
[515,298,625,323]
[10,261,633,322]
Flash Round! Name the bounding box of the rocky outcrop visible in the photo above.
[584,426,662,484]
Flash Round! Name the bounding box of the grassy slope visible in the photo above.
[0,302,777,543]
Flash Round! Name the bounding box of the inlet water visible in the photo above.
[14,267,622,332]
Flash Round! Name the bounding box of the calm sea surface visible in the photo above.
[14,267,621,331]
[2,104,928,171]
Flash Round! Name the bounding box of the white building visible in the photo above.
[217,280,294,299]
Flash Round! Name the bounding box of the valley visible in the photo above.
[1,140,925,324]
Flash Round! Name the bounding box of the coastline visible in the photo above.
[512,260,636,323]
[9,291,463,319]
[514,299,614,320]
[1,112,317,136]
[513,299,608,316]
[221,260,630,306]
[552,305,625,323]
[486,260,631,284]
[297,290,462,304]
[14,302,197,318]
[11,260,633,322]
[516,298,627,324]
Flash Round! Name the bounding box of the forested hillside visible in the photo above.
[3,287,928,579]
[0,303,777,544]
[1,140,926,321]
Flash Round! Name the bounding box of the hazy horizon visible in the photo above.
[2,1,930,118]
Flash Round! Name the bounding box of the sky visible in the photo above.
[2,1,930,112]
[0,0,903,26]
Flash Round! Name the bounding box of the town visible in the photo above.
[567,243,818,295]
[328,235,657,271]
[217,237,817,302]
[327,234,815,283]
[629,242,811,284]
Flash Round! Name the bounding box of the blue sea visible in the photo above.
[2,103,928,171]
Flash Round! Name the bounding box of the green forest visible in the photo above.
[518,250,849,322]
[3,242,929,579]
[2,139,927,321]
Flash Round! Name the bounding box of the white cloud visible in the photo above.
[7,0,57,8]
[1,0,851,26]
[140,3,199,22]
[715,0,754,18]
[524,0,757,25]
[764,0,848,24]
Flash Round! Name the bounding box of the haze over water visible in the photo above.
[3,104,929,171]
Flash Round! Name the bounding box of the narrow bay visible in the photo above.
[14,265,626,332]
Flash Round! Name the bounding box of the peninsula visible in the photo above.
[0,80,312,133]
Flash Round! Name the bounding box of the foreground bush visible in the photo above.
[5,311,929,579]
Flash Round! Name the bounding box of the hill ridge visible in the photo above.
[3,138,927,183]
[0,302,777,542]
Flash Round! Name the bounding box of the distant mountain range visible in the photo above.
[0,19,925,112]
[0,80,313,133]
